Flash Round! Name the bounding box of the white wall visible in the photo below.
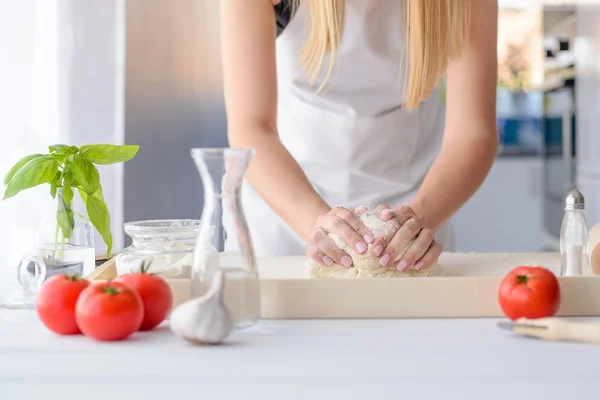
[0,0,56,284]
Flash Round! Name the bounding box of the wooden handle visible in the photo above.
[515,318,600,344]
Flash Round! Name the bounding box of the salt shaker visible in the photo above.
[560,189,590,276]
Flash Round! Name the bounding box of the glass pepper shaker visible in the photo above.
[560,189,590,276]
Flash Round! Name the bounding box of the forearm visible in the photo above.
[409,128,499,231]
[230,130,330,241]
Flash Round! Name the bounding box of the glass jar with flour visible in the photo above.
[116,219,217,279]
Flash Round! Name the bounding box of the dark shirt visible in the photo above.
[275,0,294,36]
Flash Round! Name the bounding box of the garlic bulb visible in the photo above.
[169,269,233,345]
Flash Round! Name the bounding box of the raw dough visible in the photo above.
[306,207,442,278]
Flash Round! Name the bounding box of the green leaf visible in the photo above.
[63,185,74,205]
[70,154,100,194]
[49,144,79,155]
[3,156,59,200]
[62,171,77,188]
[80,144,139,165]
[3,154,44,185]
[50,181,58,198]
[49,144,68,154]
[49,170,61,198]
[78,188,112,256]
[56,193,74,240]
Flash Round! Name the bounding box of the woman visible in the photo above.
[220,0,499,272]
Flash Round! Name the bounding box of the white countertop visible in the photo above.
[2,307,600,400]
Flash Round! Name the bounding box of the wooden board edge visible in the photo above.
[83,275,600,319]
[87,258,117,280]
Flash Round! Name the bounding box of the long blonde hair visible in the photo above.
[292,0,472,110]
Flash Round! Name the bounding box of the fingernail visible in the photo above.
[356,241,367,253]
[397,260,408,272]
[379,254,390,266]
[363,234,374,244]
[415,261,424,271]
[374,245,383,256]
[323,256,334,266]
[380,209,393,220]
[341,256,353,268]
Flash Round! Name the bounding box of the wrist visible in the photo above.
[298,198,330,241]
[406,199,431,229]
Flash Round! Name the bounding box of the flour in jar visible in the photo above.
[116,242,219,279]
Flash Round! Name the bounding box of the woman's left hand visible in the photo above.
[369,204,443,272]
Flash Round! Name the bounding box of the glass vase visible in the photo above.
[0,188,95,309]
[190,148,260,329]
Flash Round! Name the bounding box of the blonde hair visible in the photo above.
[292,0,472,110]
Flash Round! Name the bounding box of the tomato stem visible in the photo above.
[516,274,529,285]
[64,274,80,282]
[102,285,121,296]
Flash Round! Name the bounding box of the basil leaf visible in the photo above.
[57,193,74,240]
[49,153,67,163]
[62,170,76,188]
[80,144,139,165]
[78,188,112,256]
[70,155,100,195]
[3,156,59,200]
[49,144,68,154]
[63,185,74,205]
[3,154,44,185]
[49,170,61,198]
[49,144,79,156]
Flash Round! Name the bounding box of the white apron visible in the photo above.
[224,0,454,256]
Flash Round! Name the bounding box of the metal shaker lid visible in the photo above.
[565,189,585,210]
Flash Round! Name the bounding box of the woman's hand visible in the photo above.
[304,207,375,267]
[370,204,443,272]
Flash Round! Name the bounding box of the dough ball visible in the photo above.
[306,207,441,278]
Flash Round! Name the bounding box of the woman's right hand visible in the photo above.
[304,207,375,267]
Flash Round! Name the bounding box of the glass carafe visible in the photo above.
[191,148,260,329]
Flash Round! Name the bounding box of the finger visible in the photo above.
[354,205,368,216]
[392,205,416,225]
[395,227,434,272]
[374,204,394,221]
[312,227,353,267]
[378,217,424,267]
[304,242,334,266]
[370,205,414,256]
[329,207,373,248]
[413,240,443,271]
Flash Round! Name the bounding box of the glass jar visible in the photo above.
[191,148,260,329]
[116,219,210,279]
[1,188,95,309]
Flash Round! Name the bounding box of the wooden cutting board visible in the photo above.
[88,252,600,318]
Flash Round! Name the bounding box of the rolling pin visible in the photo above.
[590,222,600,275]
[499,318,600,344]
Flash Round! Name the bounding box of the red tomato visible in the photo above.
[35,274,90,335]
[114,272,172,331]
[498,265,561,321]
[75,281,144,341]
